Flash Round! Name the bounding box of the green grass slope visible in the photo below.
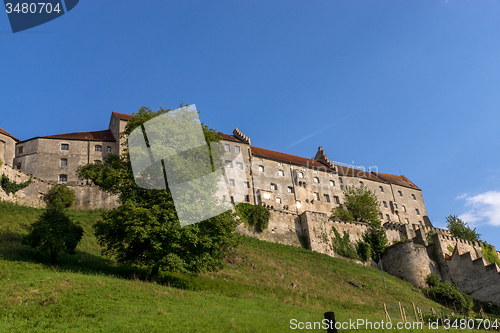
[0,201,471,332]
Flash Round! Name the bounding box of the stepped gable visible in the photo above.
[232,128,251,145]
[375,172,420,190]
[220,133,246,143]
[251,146,333,170]
[0,127,20,142]
[111,111,133,121]
[314,146,335,170]
[42,129,116,142]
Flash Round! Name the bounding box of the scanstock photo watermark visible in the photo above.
[3,0,79,33]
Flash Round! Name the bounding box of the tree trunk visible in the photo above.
[149,265,159,282]
[50,246,57,265]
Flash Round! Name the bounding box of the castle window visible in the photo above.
[301,168,306,171]
[412,194,417,200]
[415,209,420,215]
[383,201,387,208]
[359,181,364,186]
[329,180,335,186]
[385,214,390,220]
[279,170,284,176]
[419,220,423,225]
[313,170,318,174]
[244,195,250,203]
[296,201,301,208]
[94,160,102,164]
[225,160,233,168]
[276,197,281,204]
[16,163,21,170]
[61,159,67,166]
[244,181,250,188]
[17,147,23,154]
[314,192,320,200]
[61,144,69,150]
[340,185,344,190]
[379,213,383,219]
[224,144,230,152]
[314,177,320,183]
[298,172,304,178]
[339,178,343,184]
[229,179,235,186]
[236,162,243,170]
[329,173,334,177]
[398,190,403,196]
[270,183,277,190]
[287,186,293,193]
[379,186,384,192]
[235,146,240,154]
[95,145,102,152]
[402,205,406,212]
[59,174,67,182]
[278,162,283,166]
[107,146,111,153]
[394,203,398,209]
[334,196,340,204]
[323,194,330,203]
[258,165,264,172]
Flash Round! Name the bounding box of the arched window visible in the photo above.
[385,214,390,220]
[314,177,320,183]
[329,180,335,186]
[402,205,406,212]
[258,165,264,172]
[379,186,384,192]
[298,172,304,178]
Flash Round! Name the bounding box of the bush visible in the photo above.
[424,274,473,313]
[47,184,76,208]
[331,226,359,260]
[23,204,84,265]
[0,158,3,166]
[425,273,440,288]
[356,240,371,262]
[235,203,270,232]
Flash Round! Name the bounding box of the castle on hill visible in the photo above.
[1,111,499,305]
[0,111,430,227]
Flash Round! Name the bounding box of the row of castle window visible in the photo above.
[224,144,241,154]
[381,200,420,215]
[225,161,244,170]
[55,144,112,152]
[60,159,101,166]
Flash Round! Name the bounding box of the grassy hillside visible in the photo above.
[0,201,483,332]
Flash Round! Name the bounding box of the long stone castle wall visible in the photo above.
[0,165,118,210]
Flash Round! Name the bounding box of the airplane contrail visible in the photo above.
[287,113,357,148]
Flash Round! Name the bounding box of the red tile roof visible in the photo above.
[112,111,133,121]
[43,129,116,142]
[336,165,386,184]
[0,127,20,142]
[375,172,420,190]
[251,146,334,170]
[220,133,245,142]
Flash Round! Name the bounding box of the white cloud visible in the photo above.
[458,191,500,227]
[455,193,467,200]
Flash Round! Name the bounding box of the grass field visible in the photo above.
[0,201,495,332]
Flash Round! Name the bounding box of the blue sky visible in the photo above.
[1,1,500,248]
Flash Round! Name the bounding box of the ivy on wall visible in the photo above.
[235,203,270,232]
[482,243,500,266]
[0,173,32,195]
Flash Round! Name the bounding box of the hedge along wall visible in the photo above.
[0,164,119,210]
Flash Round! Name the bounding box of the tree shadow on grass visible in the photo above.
[0,230,150,281]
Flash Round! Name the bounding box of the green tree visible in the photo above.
[23,202,83,265]
[445,215,481,242]
[362,224,388,261]
[78,105,240,281]
[47,184,76,208]
[330,185,381,225]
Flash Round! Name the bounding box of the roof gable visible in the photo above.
[0,127,20,142]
